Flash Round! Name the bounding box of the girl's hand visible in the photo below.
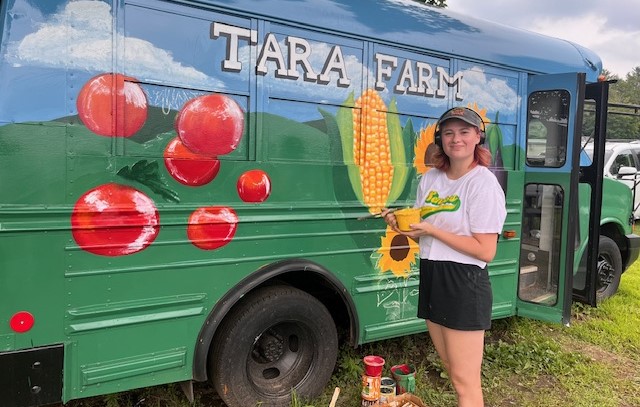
[380,208,399,231]
[404,221,433,238]
[381,208,432,239]
[392,221,430,239]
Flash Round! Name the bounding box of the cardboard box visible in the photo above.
[379,393,428,407]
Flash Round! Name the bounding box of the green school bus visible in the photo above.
[1,1,638,406]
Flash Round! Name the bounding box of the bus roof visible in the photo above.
[210,0,602,82]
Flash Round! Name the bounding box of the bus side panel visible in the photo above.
[492,170,525,319]
[2,0,527,403]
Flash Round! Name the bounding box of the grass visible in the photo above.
[60,262,640,407]
[315,263,640,407]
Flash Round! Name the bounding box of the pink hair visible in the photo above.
[432,144,492,171]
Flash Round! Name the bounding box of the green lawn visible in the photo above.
[311,262,640,407]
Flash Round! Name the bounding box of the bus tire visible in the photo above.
[209,285,338,407]
[596,235,623,301]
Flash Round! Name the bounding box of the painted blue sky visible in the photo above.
[1,0,520,125]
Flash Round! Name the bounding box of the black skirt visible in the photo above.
[418,259,492,331]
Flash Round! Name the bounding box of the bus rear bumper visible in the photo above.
[624,233,640,271]
[0,344,63,407]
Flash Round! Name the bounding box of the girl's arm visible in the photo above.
[403,222,499,263]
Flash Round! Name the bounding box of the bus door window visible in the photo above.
[526,90,570,168]
[520,184,563,305]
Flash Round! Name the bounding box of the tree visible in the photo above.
[612,67,640,105]
[606,67,640,140]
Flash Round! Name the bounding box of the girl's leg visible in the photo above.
[428,321,485,407]
[426,320,450,374]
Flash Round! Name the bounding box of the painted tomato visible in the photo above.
[77,73,148,137]
[164,137,221,186]
[176,94,244,156]
[187,206,238,250]
[71,183,159,256]
[237,169,271,203]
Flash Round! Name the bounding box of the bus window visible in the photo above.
[519,184,563,305]
[526,90,570,168]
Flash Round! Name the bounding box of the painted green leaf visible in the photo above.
[486,124,500,160]
[322,94,364,204]
[118,159,180,203]
[336,92,355,164]
[387,98,409,204]
[403,118,416,160]
[486,112,505,167]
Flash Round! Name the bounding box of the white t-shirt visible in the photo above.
[415,166,506,268]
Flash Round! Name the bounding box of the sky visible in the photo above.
[447,0,640,79]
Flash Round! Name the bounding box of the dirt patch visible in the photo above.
[567,340,637,381]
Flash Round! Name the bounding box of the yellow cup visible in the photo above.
[395,208,421,231]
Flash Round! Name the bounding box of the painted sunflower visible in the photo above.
[466,101,491,126]
[413,123,437,175]
[376,226,419,277]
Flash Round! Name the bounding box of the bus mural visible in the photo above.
[2,1,637,407]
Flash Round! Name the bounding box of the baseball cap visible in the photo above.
[437,107,484,130]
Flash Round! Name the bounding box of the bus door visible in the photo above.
[516,73,589,324]
[573,81,609,306]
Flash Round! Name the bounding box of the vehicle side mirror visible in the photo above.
[617,166,638,178]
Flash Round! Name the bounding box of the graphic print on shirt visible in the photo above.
[420,191,461,218]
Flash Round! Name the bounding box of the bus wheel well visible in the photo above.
[600,222,630,272]
[193,259,358,382]
[259,271,354,343]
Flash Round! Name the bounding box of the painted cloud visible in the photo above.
[8,0,221,88]
[462,68,519,114]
